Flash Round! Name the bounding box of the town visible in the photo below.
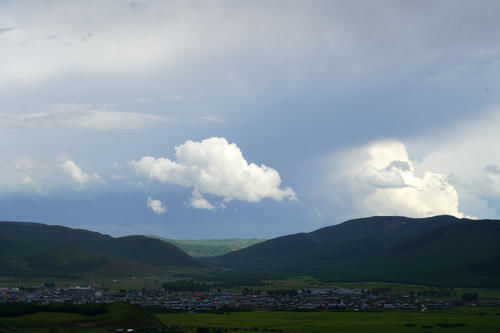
[1,285,496,312]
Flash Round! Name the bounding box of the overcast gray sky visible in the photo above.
[2,0,500,238]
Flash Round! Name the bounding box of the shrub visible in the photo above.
[0,303,38,317]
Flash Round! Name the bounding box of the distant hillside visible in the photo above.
[206,216,500,287]
[0,221,197,278]
[4,217,500,287]
[152,237,265,257]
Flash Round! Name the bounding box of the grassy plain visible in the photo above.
[261,276,435,290]
[0,303,162,332]
[0,329,107,333]
[157,307,500,333]
[0,302,499,333]
[4,308,499,333]
[153,237,266,257]
[0,312,107,333]
[254,277,500,299]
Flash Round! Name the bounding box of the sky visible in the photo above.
[2,0,500,238]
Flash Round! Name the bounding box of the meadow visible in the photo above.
[0,303,161,332]
[156,307,500,333]
[0,304,499,333]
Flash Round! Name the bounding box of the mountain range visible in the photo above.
[206,216,500,287]
[1,216,499,287]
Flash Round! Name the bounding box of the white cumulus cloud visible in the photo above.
[147,197,167,215]
[188,190,215,210]
[131,137,296,208]
[329,140,466,219]
[61,160,101,186]
[406,106,500,216]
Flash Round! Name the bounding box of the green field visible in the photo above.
[0,303,162,332]
[1,303,499,333]
[0,312,107,332]
[243,277,500,300]
[0,324,117,332]
[156,308,500,333]
[152,237,266,257]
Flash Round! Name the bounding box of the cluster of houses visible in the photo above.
[0,285,494,312]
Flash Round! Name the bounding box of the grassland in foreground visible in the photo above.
[156,307,500,333]
[0,303,162,332]
[0,304,499,333]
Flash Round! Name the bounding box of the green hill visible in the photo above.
[0,221,197,278]
[152,237,265,257]
[3,216,500,287]
[206,216,500,287]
